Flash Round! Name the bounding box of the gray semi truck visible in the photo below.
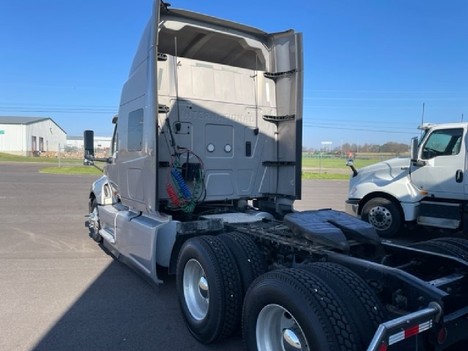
[84,2,468,350]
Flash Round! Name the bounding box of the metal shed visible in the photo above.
[0,116,67,156]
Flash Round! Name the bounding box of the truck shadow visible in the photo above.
[31,259,242,351]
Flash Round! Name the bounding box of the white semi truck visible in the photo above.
[84,2,468,350]
[346,122,468,238]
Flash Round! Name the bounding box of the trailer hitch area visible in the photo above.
[367,302,443,351]
[283,209,381,251]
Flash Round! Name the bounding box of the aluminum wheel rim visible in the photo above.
[368,206,392,231]
[183,259,209,321]
[256,304,309,351]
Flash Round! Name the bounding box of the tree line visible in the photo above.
[340,142,409,154]
[303,142,410,155]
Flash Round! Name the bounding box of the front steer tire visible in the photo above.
[88,197,102,243]
[176,236,242,344]
[361,197,402,238]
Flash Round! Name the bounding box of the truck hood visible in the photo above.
[351,157,410,187]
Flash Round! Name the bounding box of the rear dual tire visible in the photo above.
[218,232,267,293]
[301,263,385,346]
[176,236,242,343]
[178,237,384,350]
[176,233,266,344]
[243,265,383,351]
[413,238,468,262]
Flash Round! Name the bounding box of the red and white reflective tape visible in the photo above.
[377,320,433,350]
[388,320,433,345]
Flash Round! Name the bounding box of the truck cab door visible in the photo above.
[410,127,466,199]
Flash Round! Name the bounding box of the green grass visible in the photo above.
[300,156,397,179]
[39,166,102,175]
[302,172,350,180]
[0,152,83,164]
[302,156,386,169]
[0,152,99,175]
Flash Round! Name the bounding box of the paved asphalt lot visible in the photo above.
[0,163,349,351]
[0,162,464,350]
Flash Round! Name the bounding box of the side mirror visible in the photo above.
[346,159,358,177]
[410,137,418,162]
[84,130,95,159]
[410,137,425,167]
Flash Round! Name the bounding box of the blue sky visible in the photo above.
[1,0,467,149]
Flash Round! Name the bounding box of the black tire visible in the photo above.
[176,236,242,343]
[88,198,102,243]
[431,237,468,252]
[301,263,386,348]
[361,197,402,238]
[218,232,267,293]
[412,240,468,261]
[242,268,359,351]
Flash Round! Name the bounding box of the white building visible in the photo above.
[0,116,67,156]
